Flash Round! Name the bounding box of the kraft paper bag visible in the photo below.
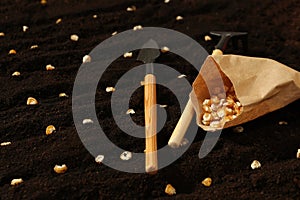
[191,54,300,131]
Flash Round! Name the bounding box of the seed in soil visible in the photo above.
[204,35,212,41]
[27,97,38,105]
[202,177,212,187]
[111,31,118,36]
[82,55,91,63]
[164,0,170,3]
[59,93,68,98]
[54,164,68,174]
[82,119,94,124]
[165,184,176,195]
[70,34,79,41]
[1,141,11,146]
[93,15,97,18]
[8,49,16,55]
[46,125,56,135]
[23,26,29,32]
[278,121,288,125]
[297,149,300,159]
[251,160,261,169]
[120,151,132,160]
[0,32,5,37]
[56,18,62,24]
[12,71,21,76]
[161,46,170,53]
[11,178,23,186]
[126,109,135,114]
[106,87,116,92]
[46,64,55,71]
[133,25,143,31]
[123,52,133,58]
[176,16,183,21]
[40,0,47,5]
[127,5,136,12]
[177,74,186,79]
[30,45,38,49]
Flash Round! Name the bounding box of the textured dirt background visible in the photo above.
[0,0,300,199]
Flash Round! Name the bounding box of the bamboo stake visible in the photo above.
[144,74,158,174]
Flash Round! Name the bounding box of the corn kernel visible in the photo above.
[111,31,118,36]
[126,5,136,12]
[204,35,212,41]
[297,149,300,159]
[251,160,261,169]
[126,109,135,114]
[120,151,132,160]
[165,184,176,195]
[12,71,21,76]
[202,99,211,106]
[278,121,288,125]
[161,46,170,53]
[40,0,47,5]
[56,18,62,24]
[82,119,94,124]
[164,0,170,3]
[203,113,212,122]
[95,155,104,164]
[1,141,11,146]
[23,26,29,32]
[30,45,38,49]
[59,93,68,98]
[70,34,79,41]
[177,74,186,79]
[8,49,16,55]
[46,125,56,135]
[123,52,133,58]
[203,105,211,113]
[11,178,23,186]
[27,97,38,105]
[202,177,212,187]
[0,32,5,37]
[82,55,91,63]
[133,25,143,31]
[54,164,67,174]
[212,49,223,56]
[46,64,55,71]
[106,87,116,92]
[176,16,183,21]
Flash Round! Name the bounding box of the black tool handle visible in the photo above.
[215,34,231,51]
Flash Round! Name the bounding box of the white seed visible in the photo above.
[9,49,16,55]
[203,113,212,122]
[233,126,244,133]
[216,108,226,118]
[164,0,170,3]
[127,5,136,12]
[111,31,118,36]
[23,25,29,32]
[93,15,97,19]
[30,45,38,49]
[123,52,133,58]
[27,97,38,105]
[202,177,212,187]
[278,121,288,125]
[1,141,11,146]
[140,81,145,86]
[56,18,62,24]
[59,93,68,98]
[161,46,170,53]
[11,178,23,186]
[297,149,300,159]
[133,25,143,31]
[203,105,211,113]
[212,49,223,56]
[203,99,211,106]
[176,16,183,21]
[180,138,189,146]
[46,125,56,135]
[53,164,68,174]
[251,160,261,169]
[46,64,55,71]
[95,155,104,164]
[40,0,47,5]
[0,32,5,37]
[120,151,132,160]
[106,87,116,92]
[82,55,91,63]
[165,184,176,195]
[12,71,21,76]
[177,74,186,79]
[126,109,135,115]
[70,34,79,41]
[204,35,212,41]
[82,119,94,124]
[159,104,168,108]
[210,121,222,128]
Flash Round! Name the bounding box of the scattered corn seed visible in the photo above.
[8,49,16,55]
[120,151,132,160]
[297,149,300,159]
[177,74,186,79]
[59,93,68,98]
[95,155,104,164]
[93,15,97,19]
[111,31,118,36]
[203,113,212,122]
[180,138,189,146]
[165,184,176,195]
[11,178,23,186]
[278,121,288,125]
[82,119,94,124]
[46,64,55,71]
[1,141,11,146]
[126,109,135,115]
[133,25,143,31]
[251,160,261,169]
[176,16,183,21]
[54,164,68,174]
[23,26,29,32]
[12,71,21,76]
[159,104,168,108]
[233,126,244,133]
[202,177,212,187]
[203,99,211,106]
[46,125,56,135]
[210,121,223,128]
[82,55,92,63]
[140,81,145,86]
[123,52,133,58]
[127,5,136,12]
[204,35,212,41]
[27,97,38,105]
[164,0,170,3]
[203,105,211,113]
[212,49,223,56]
[30,45,38,49]
[40,0,47,5]
[161,46,170,53]
[0,32,5,37]
[70,34,79,41]
[106,87,116,92]
[56,18,62,24]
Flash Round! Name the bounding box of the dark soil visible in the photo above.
[1,0,300,199]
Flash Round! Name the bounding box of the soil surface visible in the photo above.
[1,0,300,199]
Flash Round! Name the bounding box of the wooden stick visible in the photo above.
[168,98,194,148]
[144,74,158,174]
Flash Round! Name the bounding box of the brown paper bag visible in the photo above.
[191,54,300,131]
